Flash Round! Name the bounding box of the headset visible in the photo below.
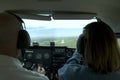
[76,34,85,57]
[6,11,31,49]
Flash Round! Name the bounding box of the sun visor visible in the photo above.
[53,12,97,20]
[16,13,51,21]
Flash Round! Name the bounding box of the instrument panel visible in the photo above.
[19,46,75,80]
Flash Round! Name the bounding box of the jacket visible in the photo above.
[58,51,120,80]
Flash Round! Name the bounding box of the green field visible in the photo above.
[31,37,78,48]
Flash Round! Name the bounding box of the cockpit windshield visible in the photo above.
[23,19,97,48]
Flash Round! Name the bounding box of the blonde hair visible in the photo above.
[83,22,120,74]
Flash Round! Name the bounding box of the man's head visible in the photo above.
[0,12,30,57]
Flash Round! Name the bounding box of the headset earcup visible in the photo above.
[77,34,85,57]
[17,30,31,49]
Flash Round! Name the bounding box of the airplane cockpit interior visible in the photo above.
[18,15,97,80]
[4,10,120,80]
[0,0,120,80]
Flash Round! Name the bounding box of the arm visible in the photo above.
[66,50,82,64]
[58,50,82,80]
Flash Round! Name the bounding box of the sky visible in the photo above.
[23,19,97,38]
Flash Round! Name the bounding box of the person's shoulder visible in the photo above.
[18,68,49,80]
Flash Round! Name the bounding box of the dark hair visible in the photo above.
[79,22,120,74]
[77,34,85,57]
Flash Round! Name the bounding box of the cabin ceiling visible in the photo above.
[0,0,120,32]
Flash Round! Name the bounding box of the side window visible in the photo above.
[117,38,120,47]
[116,33,120,48]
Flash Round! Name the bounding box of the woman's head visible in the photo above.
[78,22,120,73]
